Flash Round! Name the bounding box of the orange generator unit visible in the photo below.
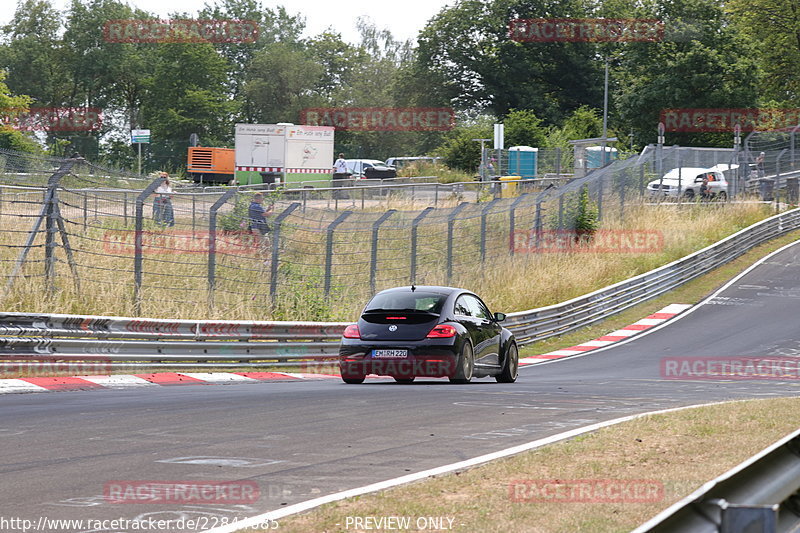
[187,147,235,184]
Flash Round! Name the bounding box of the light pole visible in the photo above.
[601,57,609,167]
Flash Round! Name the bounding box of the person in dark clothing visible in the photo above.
[248,192,272,251]
[699,177,711,200]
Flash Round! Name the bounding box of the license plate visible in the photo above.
[372,349,408,358]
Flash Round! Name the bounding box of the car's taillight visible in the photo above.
[427,324,457,338]
[343,324,361,339]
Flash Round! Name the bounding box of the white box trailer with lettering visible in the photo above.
[234,123,335,185]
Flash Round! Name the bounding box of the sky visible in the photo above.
[2,0,453,44]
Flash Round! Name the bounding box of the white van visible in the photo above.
[647,167,729,199]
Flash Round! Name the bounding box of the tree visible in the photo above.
[504,109,547,147]
[140,38,237,169]
[727,0,800,104]
[0,70,38,152]
[415,0,602,122]
[243,43,325,124]
[613,0,759,147]
[435,117,493,172]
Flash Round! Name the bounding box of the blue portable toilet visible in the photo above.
[507,146,538,178]
[586,146,618,169]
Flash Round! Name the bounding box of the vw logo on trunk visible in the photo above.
[388,325,398,332]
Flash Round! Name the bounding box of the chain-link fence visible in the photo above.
[0,144,774,323]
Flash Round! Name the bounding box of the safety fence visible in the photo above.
[0,144,786,323]
[1,207,797,370]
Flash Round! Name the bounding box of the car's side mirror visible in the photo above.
[494,312,506,322]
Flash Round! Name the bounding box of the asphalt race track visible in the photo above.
[3,241,800,532]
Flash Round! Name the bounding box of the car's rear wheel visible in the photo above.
[341,367,366,384]
[393,377,415,384]
[449,341,474,384]
[717,191,727,201]
[496,342,519,383]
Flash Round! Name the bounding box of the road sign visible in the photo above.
[131,129,151,143]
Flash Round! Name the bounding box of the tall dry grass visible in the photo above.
[0,198,774,321]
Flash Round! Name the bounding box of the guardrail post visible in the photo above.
[446,202,470,283]
[509,193,529,255]
[480,198,500,262]
[134,177,165,316]
[410,207,435,284]
[207,189,237,308]
[324,211,352,295]
[270,202,301,300]
[370,210,396,293]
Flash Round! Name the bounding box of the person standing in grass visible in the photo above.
[248,192,273,252]
[153,172,174,227]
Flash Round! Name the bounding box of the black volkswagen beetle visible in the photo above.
[339,286,518,384]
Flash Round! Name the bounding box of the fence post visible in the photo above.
[480,198,500,262]
[4,158,76,297]
[123,192,128,225]
[134,177,166,315]
[508,193,529,256]
[531,201,545,250]
[270,203,301,300]
[410,206,435,284]
[44,183,57,293]
[207,189,237,308]
[324,211,352,295]
[596,174,604,220]
[554,147,561,178]
[446,202,470,283]
[370,210,396,293]
[192,194,197,236]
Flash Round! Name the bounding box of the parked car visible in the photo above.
[345,159,396,179]
[339,286,519,384]
[385,156,442,169]
[647,167,728,199]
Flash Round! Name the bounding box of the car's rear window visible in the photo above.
[364,291,446,313]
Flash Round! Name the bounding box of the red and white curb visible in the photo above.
[518,303,691,366]
[0,372,340,395]
[0,304,691,394]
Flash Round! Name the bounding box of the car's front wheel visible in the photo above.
[496,342,519,383]
[450,341,474,384]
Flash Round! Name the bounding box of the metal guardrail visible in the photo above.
[1,208,799,367]
[632,427,800,533]
[505,207,800,345]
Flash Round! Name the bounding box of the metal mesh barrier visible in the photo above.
[0,145,772,321]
